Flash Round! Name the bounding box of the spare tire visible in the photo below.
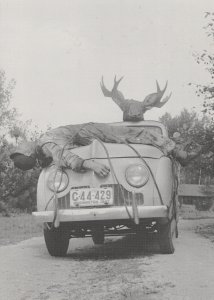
[158,218,176,254]
[43,223,70,257]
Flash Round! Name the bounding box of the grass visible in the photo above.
[180,205,214,243]
[179,204,214,220]
[0,213,43,246]
[196,224,214,243]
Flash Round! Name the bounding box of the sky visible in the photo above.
[0,0,214,130]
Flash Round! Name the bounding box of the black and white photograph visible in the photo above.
[0,1,214,299]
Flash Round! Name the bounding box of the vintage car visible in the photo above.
[33,120,179,256]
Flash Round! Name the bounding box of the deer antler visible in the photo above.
[155,92,172,108]
[142,81,171,110]
[100,76,127,111]
[100,76,172,122]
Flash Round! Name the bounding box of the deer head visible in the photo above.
[100,76,172,121]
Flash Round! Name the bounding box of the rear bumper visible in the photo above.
[32,205,168,223]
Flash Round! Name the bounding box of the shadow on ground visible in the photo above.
[67,233,160,260]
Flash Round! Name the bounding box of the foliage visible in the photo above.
[0,70,41,213]
[183,12,214,183]
[189,12,214,119]
[0,139,40,211]
[10,120,45,143]
[0,70,17,132]
[160,109,214,184]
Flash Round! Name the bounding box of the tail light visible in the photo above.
[47,169,69,192]
[125,164,149,187]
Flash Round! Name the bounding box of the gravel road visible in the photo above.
[0,219,214,300]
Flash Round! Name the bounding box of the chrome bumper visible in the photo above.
[32,205,168,223]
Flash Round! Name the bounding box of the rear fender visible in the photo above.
[154,156,174,207]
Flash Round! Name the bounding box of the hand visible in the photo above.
[83,160,110,177]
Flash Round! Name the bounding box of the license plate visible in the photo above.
[70,187,113,207]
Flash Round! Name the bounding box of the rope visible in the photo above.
[43,123,92,229]
[94,137,133,220]
[43,123,169,228]
[45,143,68,229]
[122,141,164,206]
[90,124,165,206]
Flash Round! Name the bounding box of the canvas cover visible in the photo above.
[10,122,176,170]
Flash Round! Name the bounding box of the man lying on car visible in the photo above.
[10,122,201,176]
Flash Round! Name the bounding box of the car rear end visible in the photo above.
[34,139,174,219]
[33,122,178,256]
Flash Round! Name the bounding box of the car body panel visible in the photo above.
[70,140,164,160]
[34,120,176,226]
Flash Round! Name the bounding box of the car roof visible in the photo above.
[109,120,168,136]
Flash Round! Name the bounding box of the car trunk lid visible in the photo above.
[71,139,163,159]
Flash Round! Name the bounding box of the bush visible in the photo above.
[0,140,40,212]
[0,69,41,213]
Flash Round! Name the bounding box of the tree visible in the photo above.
[190,12,214,119]
[160,109,214,184]
[0,70,17,133]
[186,12,214,183]
[0,70,40,213]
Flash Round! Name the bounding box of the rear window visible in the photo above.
[128,126,163,136]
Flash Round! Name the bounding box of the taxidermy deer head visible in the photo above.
[100,76,172,121]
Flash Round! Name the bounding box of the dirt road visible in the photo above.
[0,219,214,300]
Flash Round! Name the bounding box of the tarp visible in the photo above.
[10,122,178,170]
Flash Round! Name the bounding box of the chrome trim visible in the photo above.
[33,205,168,222]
